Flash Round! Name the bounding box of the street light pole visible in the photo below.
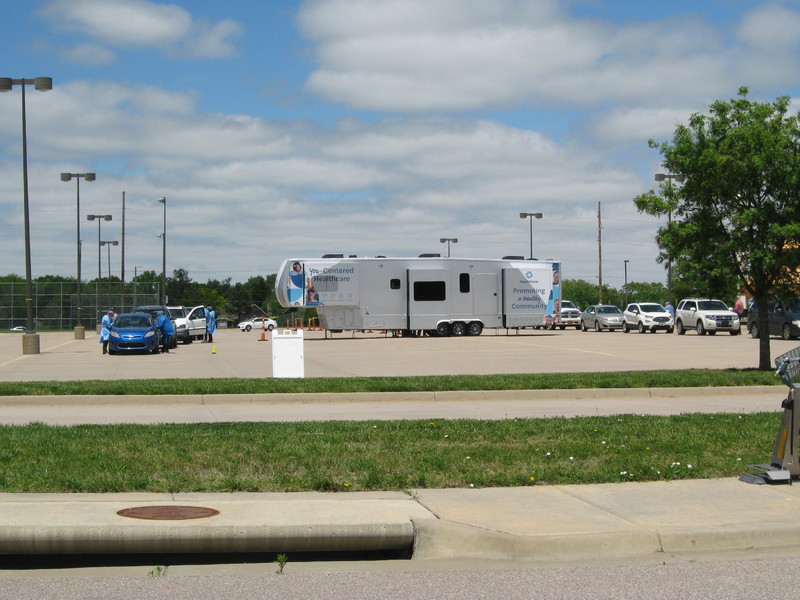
[87,214,112,322]
[519,212,543,260]
[624,259,630,306]
[60,172,95,338]
[655,173,685,308]
[0,76,52,355]
[100,240,118,279]
[159,197,166,304]
[439,238,458,257]
[133,265,143,307]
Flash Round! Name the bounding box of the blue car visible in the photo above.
[108,312,161,355]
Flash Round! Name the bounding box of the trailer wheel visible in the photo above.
[466,321,483,336]
[436,322,451,337]
[450,322,467,336]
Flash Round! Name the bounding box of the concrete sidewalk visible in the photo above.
[3,479,800,563]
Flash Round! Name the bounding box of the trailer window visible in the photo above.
[459,273,470,293]
[414,281,446,301]
[390,279,401,290]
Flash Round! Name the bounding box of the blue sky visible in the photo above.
[2,0,799,288]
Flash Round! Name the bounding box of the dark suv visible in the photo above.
[748,299,800,340]
[133,305,179,348]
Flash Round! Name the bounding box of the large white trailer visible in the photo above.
[275,255,562,336]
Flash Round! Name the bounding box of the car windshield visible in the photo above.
[640,304,666,313]
[597,306,622,314]
[116,315,151,328]
[561,301,576,309]
[698,300,729,311]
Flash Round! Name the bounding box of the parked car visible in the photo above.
[9,326,26,331]
[747,299,800,340]
[168,305,207,343]
[133,305,179,348]
[107,312,160,355]
[580,305,624,332]
[238,317,277,332]
[675,298,741,336]
[551,300,581,330]
[622,302,674,334]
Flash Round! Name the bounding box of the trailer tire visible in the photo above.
[467,322,483,336]
[450,322,467,336]
[436,322,451,337]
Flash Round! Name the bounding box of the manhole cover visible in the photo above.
[117,506,220,520]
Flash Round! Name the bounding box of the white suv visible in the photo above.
[675,298,741,336]
[623,302,674,334]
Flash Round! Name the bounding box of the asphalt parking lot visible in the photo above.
[0,325,796,381]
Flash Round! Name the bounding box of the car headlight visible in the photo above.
[110,331,120,338]
[177,324,187,330]
[144,331,155,338]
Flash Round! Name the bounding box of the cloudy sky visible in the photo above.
[2,0,800,288]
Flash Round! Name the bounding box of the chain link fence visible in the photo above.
[0,281,161,330]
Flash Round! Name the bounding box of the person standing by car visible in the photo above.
[204,305,217,343]
[155,310,175,353]
[99,310,114,354]
[665,301,675,319]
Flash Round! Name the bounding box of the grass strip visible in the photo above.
[0,412,778,493]
[0,369,780,396]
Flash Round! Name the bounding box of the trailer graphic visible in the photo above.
[276,256,561,336]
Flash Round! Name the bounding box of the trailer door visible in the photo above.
[473,273,500,322]
[407,269,449,331]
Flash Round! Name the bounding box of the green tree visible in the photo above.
[634,87,800,369]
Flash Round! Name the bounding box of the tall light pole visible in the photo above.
[133,265,143,307]
[87,214,112,321]
[439,238,458,257]
[519,212,543,260]
[100,240,119,279]
[159,197,166,304]
[655,173,685,308]
[60,172,95,338]
[624,259,630,306]
[0,76,52,355]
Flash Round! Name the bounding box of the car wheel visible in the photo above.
[782,324,793,340]
[676,320,685,335]
[467,321,484,336]
[436,322,451,337]
[696,322,706,335]
[581,320,588,332]
[638,322,645,334]
[750,323,759,339]
[450,322,467,336]
[559,325,566,330]
[622,322,629,333]
[667,327,674,334]
[730,329,741,336]
[245,324,252,332]
[267,324,275,331]
[594,320,601,332]
[708,330,716,335]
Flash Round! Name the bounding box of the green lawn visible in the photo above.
[0,368,780,396]
[0,413,778,493]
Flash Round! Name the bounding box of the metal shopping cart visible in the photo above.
[741,346,800,484]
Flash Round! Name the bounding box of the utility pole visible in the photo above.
[598,201,603,303]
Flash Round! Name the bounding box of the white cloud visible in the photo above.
[38,0,241,60]
[299,0,800,112]
[61,42,117,66]
[0,79,660,285]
